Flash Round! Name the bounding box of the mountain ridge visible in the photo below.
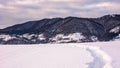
[0,14,120,44]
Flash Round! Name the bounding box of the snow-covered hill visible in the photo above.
[0,41,119,68]
[0,14,120,44]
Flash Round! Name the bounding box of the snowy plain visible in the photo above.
[0,41,120,68]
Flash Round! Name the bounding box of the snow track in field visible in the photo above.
[87,46,112,68]
[74,45,112,68]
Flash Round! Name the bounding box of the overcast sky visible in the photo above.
[0,0,120,28]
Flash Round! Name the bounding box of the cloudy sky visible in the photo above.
[0,0,120,28]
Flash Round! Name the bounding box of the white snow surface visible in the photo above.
[38,34,46,40]
[109,26,120,33]
[0,35,16,41]
[0,41,120,68]
[50,32,86,43]
[110,14,116,17]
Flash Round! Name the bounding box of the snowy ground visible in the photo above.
[0,41,120,68]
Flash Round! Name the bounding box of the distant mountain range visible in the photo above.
[0,14,120,44]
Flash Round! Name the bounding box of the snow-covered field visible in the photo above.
[0,41,120,68]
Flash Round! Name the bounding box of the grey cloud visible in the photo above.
[0,0,120,28]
